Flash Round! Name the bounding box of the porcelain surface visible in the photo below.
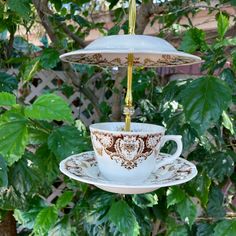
[59,151,198,194]
[60,35,201,67]
[90,122,183,183]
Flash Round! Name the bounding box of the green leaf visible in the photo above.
[48,125,91,160]
[233,51,236,71]
[201,48,226,73]
[207,187,226,218]
[49,215,76,236]
[0,210,8,222]
[213,219,236,236]
[87,190,115,210]
[14,209,35,230]
[78,190,114,235]
[214,37,236,49]
[61,84,74,98]
[220,68,236,92]
[217,12,229,39]
[7,0,31,19]
[34,145,59,185]
[0,111,28,166]
[167,186,185,208]
[107,0,120,9]
[0,72,18,93]
[152,191,168,221]
[197,223,215,236]
[179,28,206,53]
[14,197,46,230]
[222,111,234,135]
[176,196,197,228]
[167,224,189,236]
[220,69,236,106]
[231,0,236,6]
[132,193,158,208]
[34,206,58,235]
[40,35,49,48]
[0,155,8,187]
[180,124,197,152]
[40,48,60,69]
[20,58,41,83]
[75,119,87,134]
[56,191,73,209]
[139,99,158,122]
[108,25,120,35]
[181,76,232,134]
[28,127,49,145]
[8,157,42,194]
[131,70,153,100]
[73,15,90,27]
[0,92,16,106]
[205,152,234,182]
[0,3,4,18]
[228,150,236,163]
[108,200,140,236]
[186,171,211,206]
[25,94,73,123]
[13,36,41,54]
[0,186,26,210]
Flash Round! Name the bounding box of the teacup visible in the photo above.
[89,122,182,183]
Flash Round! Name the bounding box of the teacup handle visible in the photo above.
[156,135,183,168]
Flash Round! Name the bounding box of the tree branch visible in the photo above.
[7,30,15,58]
[152,219,161,236]
[111,68,126,121]
[196,212,236,222]
[33,0,102,119]
[62,63,102,119]
[136,0,161,34]
[59,22,86,48]
[33,0,86,48]
[32,0,58,42]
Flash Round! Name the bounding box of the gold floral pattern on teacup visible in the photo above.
[91,131,162,169]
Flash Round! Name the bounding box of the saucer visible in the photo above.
[59,151,197,194]
[60,35,201,67]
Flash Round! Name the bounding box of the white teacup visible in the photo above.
[90,122,182,183]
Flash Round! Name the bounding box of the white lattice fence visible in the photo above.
[6,68,111,125]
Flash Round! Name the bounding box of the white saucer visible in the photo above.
[60,35,201,67]
[59,151,197,194]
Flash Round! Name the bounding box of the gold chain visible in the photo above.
[124,0,136,131]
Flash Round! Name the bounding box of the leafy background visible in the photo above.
[0,0,235,235]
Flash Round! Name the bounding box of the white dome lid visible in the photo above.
[60,35,201,67]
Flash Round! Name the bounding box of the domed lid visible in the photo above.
[60,35,201,67]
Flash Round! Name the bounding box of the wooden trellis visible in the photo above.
[6,68,111,126]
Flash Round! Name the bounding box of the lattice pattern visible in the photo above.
[6,68,112,125]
